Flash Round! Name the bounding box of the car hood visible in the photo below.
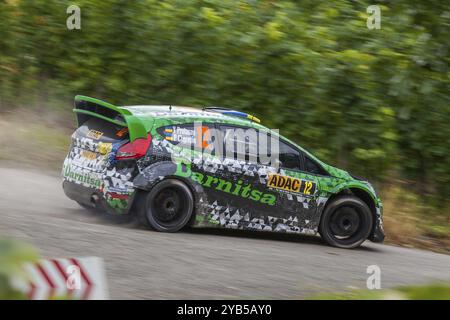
[323,164,378,197]
[322,163,353,180]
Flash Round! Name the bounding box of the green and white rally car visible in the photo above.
[62,95,385,248]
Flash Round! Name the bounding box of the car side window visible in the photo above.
[157,123,215,153]
[219,125,258,163]
[278,140,301,170]
[304,156,326,175]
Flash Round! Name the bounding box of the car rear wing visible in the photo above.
[73,95,147,142]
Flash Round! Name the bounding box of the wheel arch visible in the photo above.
[321,184,379,225]
[132,161,207,225]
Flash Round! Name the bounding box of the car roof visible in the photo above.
[120,105,329,169]
[121,105,209,116]
[121,105,200,114]
[120,105,265,128]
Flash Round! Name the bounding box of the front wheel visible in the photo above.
[319,195,373,249]
[137,179,194,232]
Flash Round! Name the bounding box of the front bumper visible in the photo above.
[369,215,385,243]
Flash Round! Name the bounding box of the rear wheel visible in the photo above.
[138,179,194,232]
[319,195,373,249]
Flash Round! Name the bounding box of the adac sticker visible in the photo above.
[267,173,316,196]
[87,129,104,140]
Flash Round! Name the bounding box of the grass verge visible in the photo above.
[0,109,73,170]
[381,183,450,253]
[307,283,450,300]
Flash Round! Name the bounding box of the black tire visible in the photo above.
[319,195,373,249]
[137,179,194,232]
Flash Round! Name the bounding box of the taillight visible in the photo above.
[115,134,152,160]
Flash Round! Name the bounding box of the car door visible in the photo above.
[214,124,271,215]
[263,138,322,233]
[211,126,317,234]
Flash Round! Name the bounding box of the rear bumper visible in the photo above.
[62,180,135,214]
[63,179,98,206]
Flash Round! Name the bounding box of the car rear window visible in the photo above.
[77,117,129,142]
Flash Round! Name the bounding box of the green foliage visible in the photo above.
[307,283,450,300]
[0,0,449,203]
[0,238,38,299]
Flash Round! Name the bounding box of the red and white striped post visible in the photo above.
[12,257,109,300]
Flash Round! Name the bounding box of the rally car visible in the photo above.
[62,95,385,248]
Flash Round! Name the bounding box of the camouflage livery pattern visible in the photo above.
[62,100,384,241]
[62,135,135,214]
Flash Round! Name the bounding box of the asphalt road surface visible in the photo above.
[1,166,449,299]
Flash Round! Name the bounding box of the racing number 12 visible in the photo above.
[303,181,313,195]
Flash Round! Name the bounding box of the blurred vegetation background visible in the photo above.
[0,0,449,251]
